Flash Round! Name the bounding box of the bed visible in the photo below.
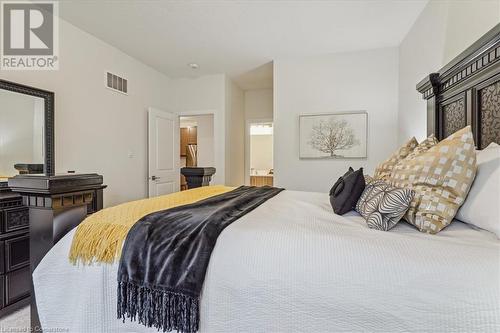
[33,25,500,333]
[34,190,500,332]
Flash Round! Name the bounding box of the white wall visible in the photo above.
[250,134,273,172]
[398,0,500,143]
[274,48,399,192]
[170,74,227,185]
[244,89,273,121]
[0,18,172,207]
[225,79,245,186]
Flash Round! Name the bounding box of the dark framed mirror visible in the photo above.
[0,79,55,179]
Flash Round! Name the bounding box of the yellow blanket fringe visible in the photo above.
[69,185,233,265]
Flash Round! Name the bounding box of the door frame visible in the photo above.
[245,118,273,185]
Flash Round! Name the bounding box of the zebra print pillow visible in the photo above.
[355,180,414,231]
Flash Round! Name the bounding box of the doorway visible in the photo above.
[179,115,215,190]
[246,121,273,186]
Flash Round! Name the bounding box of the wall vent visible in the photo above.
[106,72,128,94]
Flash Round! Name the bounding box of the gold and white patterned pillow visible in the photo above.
[389,126,477,234]
[374,137,418,180]
[405,134,438,160]
[364,174,375,185]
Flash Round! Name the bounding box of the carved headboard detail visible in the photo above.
[417,24,500,149]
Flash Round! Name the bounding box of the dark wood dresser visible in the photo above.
[7,173,106,327]
[0,182,30,317]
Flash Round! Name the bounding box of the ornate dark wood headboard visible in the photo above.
[417,24,500,149]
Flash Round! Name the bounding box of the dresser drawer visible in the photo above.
[5,266,30,305]
[2,207,29,233]
[5,234,29,272]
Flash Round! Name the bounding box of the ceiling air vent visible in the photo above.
[106,72,128,94]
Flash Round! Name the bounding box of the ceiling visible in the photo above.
[59,0,428,90]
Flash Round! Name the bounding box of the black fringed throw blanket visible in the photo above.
[117,186,284,333]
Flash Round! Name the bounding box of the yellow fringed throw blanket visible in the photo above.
[69,185,233,265]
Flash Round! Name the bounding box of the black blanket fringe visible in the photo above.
[117,186,284,333]
[118,280,199,333]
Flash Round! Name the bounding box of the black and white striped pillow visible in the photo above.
[355,179,414,231]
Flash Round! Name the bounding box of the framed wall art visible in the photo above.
[299,111,367,159]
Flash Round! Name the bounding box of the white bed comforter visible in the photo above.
[33,190,500,333]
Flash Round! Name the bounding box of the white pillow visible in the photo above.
[456,142,500,237]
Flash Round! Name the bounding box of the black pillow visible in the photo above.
[329,167,365,215]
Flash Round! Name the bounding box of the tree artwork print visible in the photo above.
[299,112,367,159]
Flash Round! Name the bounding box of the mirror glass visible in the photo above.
[0,89,45,180]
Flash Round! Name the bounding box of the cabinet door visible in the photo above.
[0,275,4,309]
[0,241,3,274]
[5,266,30,305]
[188,127,197,144]
[180,128,188,156]
[3,207,29,233]
[5,234,29,272]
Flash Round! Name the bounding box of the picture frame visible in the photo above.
[299,111,368,159]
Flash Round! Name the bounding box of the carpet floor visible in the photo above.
[0,306,30,331]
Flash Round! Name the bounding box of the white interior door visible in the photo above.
[148,107,180,197]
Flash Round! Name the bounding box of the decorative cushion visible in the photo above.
[374,137,418,180]
[355,180,414,231]
[456,142,500,238]
[389,126,477,234]
[329,167,365,215]
[405,134,438,160]
[364,174,375,185]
